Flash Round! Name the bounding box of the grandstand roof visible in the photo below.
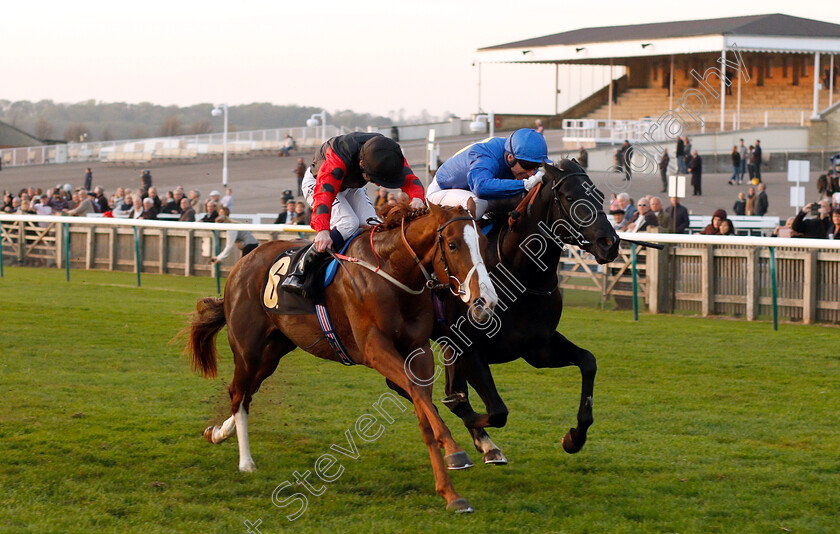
[481,14,840,51]
[478,14,840,64]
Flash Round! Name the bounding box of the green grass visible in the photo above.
[1,266,838,533]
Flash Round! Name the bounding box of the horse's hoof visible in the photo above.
[445,451,474,470]
[483,449,508,465]
[446,498,474,513]
[239,460,257,472]
[203,426,216,443]
[562,428,584,454]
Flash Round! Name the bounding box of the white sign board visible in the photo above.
[790,186,806,209]
[787,160,810,183]
[668,175,686,198]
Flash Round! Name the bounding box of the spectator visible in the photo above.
[737,139,748,185]
[616,193,636,230]
[688,150,702,196]
[141,169,153,190]
[295,157,307,196]
[221,188,234,211]
[609,208,625,230]
[94,186,109,213]
[188,190,201,210]
[701,209,727,235]
[534,119,544,135]
[753,140,762,182]
[619,140,632,181]
[179,198,196,222]
[201,201,219,223]
[162,190,185,214]
[210,207,260,263]
[374,187,388,209]
[728,146,740,185]
[650,196,671,231]
[62,191,97,216]
[140,197,157,219]
[745,187,757,216]
[279,134,296,157]
[733,192,747,216]
[676,136,686,173]
[755,183,769,216]
[578,146,588,169]
[278,200,296,224]
[746,145,756,182]
[659,148,669,193]
[17,199,36,214]
[665,197,689,234]
[829,209,840,240]
[792,201,831,238]
[84,168,93,191]
[32,196,53,217]
[682,136,692,174]
[628,198,658,232]
[47,189,70,212]
[146,187,162,215]
[112,193,133,217]
[293,201,310,225]
[719,219,735,236]
[772,217,799,238]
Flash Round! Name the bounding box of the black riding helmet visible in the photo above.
[359,136,405,188]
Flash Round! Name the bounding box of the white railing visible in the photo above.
[563,108,816,144]
[0,125,341,168]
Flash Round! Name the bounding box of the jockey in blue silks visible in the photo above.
[427,128,550,218]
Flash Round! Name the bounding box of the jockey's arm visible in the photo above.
[467,153,526,199]
[398,158,426,208]
[310,147,346,234]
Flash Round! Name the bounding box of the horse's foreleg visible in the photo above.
[367,336,472,512]
[523,332,596,454]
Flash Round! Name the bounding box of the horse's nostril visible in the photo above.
[473,297,486,309]
[598,237,615,249]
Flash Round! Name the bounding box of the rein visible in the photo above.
[334,214,480,296]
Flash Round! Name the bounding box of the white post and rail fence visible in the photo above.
[2,215,840,326]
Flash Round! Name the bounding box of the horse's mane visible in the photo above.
[374,201,432,232]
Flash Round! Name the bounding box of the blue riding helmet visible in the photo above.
[505,129,549,164]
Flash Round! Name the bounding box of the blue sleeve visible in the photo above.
[466,144,525,199]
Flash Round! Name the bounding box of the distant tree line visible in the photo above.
[0,100,422,143]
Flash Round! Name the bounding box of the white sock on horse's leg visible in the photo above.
[211,414,236,443]
[234,400,256,472]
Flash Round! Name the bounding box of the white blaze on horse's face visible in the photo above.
[462,223,498,309]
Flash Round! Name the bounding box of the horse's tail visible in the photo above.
[185,297,226,378]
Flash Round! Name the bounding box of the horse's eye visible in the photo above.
[448,242,457,251]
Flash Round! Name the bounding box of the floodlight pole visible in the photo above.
[212,104,229,187]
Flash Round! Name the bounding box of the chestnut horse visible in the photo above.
[434,159,619,464]
[185,203,497,513]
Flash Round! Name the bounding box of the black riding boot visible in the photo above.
[280,244,323,296]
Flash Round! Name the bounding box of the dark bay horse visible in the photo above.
[434,159,619,464]
[185,203,497,513]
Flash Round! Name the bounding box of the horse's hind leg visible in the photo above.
[206,322,295,472]
[444,357,509,465]
[522,331,596,454]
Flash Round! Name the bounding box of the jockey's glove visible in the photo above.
[523,171,544,191]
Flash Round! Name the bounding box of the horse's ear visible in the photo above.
[427,201,444,219]
[465,197,477,218]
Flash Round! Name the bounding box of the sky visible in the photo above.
[3,0,840,120]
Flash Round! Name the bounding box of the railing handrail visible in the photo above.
[616,230,840,250]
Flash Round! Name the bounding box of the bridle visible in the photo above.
[334,213,483,297]
[401,215,482,297]
[497,167,602,295]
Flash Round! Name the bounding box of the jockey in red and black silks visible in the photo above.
[281,132,425,296]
